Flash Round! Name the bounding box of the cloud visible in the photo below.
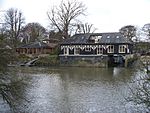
[80,0,150,31]
[1,0,150,32]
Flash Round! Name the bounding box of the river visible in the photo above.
[0,67,147,113]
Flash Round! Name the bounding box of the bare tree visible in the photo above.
[75,23,97,34]
[47,0,86,39]
[119,25,137,41]
[22,22,46,43]
[141,24,150,52]
[4,8,25,48]
[142,23,150,42]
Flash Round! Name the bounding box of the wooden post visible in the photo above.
[125,58,128,67]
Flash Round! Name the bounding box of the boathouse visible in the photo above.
[59,32,133,67]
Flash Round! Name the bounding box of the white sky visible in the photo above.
[1,0,150,32]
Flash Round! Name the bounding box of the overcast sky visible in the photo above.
[1,0,150,32]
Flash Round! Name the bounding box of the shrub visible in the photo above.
[35,55,59,66]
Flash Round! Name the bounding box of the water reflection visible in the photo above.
[0,67,141,113]
[59,67,133,113]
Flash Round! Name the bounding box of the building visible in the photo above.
[59,32,133,66]
[16,41,58,56]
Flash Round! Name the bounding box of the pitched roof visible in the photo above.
[100,32,131,44]
[61,32,132,44]
[62,33,91,44]
[17,41,57,49]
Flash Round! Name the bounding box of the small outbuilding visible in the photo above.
[16,41,57,56]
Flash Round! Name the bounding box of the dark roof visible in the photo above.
[61,32,132,45]
[17,42,56,49]
[100,32,131,43]
[42,38,60,42]
[62,33,91,44]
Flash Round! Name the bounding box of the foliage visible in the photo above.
[35,55,59,66]
[142,23,150,42]
[48,31,63,41]
[140,56,150,72]
[141,24,150,54]
[49,46,59,55]
[125,24,150,111]
[0,36,13,71]
[127,56,150,111]
[134,42,150,53]
[0,71,28,112]
[47,0,86,39]
[127,74,150,111]
[0,42,14,107]
[16,54,31,63]
[0,35,28,112]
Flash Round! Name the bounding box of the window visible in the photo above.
[85,47,91,51]
[90,36,102,43]
[107,45,114,53]
[97,47,103,55]
[107,36,110,38]
[116,36,119,38]
[119,45,126,53]
[64,48,68,55]
[74,48,80,55]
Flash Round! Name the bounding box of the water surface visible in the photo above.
[0,67,145,113]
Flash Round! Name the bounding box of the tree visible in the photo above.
[0,34,29,112]
[140,24,150,52]
[75,23,97,34]
[47,0,86,39]
[119,25,137,41]
[48,30,63,41]
[4,8,25,48]
[0,35,16,110]
[22,22,46,43]
[142,24,150,42]
[127,66,150,111]
[126,25,150,111]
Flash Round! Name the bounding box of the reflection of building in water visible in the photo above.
[113,67,122,77]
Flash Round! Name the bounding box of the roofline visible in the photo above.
[60,43,133,45]
[74,32,121,35]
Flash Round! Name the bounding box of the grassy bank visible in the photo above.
[34,55,59,66]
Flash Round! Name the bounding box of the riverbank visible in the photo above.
[34,55,59,66]
[12,54,140,68]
